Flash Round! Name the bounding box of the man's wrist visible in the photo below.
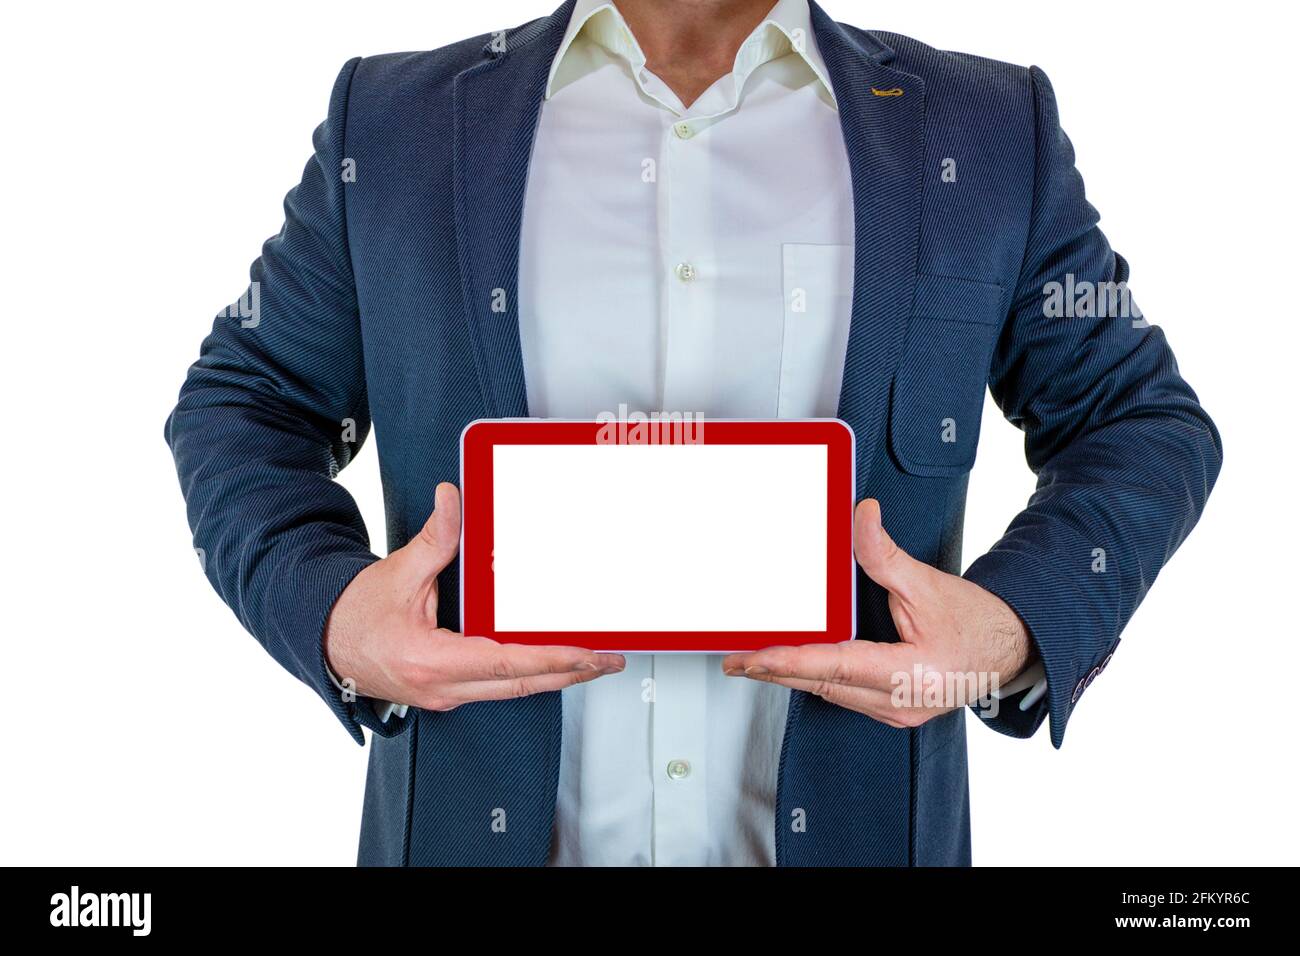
[986,593,1036,684]
[322,575,367,692]
[323,633,408,725]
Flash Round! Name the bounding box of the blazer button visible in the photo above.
[1072,677,1086,704]
[1073,669,1094,702]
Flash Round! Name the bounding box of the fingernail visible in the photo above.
[575,661,599,672]
[723,667,741,676]
[598,665,624,675]
[745,665,770,676]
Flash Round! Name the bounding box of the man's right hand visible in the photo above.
[324,482,626,711]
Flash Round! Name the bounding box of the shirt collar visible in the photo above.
[544,0,837,110]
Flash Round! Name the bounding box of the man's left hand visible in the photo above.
[723,498,1035,729]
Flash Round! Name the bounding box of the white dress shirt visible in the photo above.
[519,0,854,866]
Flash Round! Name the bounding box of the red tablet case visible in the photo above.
[459,418,856,652]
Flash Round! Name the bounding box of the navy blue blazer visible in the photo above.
[165,1,1221,865]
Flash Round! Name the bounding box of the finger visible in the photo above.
[738,671,908,724]
[722,641,915,691]
[403,482,462,579]
[745,671,953,728]
[435,664,623,707]
[437,634,626,682]
[854,498,926,599]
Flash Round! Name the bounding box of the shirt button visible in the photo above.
[674,262,697,282]
[666,759,691,780]
[673,122,694,139]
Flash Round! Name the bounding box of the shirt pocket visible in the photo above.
[888,274,1006,477]
[778,243,855,418]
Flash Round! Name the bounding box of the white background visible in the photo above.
[1,0,1295,865]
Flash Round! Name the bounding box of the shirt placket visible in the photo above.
[650,102,724,866]
[650,652,710,864]
[659,108,718,416]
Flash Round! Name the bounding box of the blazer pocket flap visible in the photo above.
[889,275,1005,477]
[911,274,1005,326]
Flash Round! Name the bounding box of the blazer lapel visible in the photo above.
[448,1,574,867]
[774,7,927,867]
[452,1,575,418]
[811,4,927,491]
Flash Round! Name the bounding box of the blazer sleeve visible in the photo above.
[164,57,410,745]
[964,67,1223,747]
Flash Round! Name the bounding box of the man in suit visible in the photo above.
[166,0,1221,865]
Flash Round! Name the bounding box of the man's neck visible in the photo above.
[616,0,778,108]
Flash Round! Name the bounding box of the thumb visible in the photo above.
[402,481,462,579]
[853,498,923,598]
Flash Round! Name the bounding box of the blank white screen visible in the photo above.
[491,443,827,632]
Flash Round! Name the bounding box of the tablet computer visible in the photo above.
[459,418,856,652]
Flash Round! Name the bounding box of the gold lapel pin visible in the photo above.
[870,87,904,97]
